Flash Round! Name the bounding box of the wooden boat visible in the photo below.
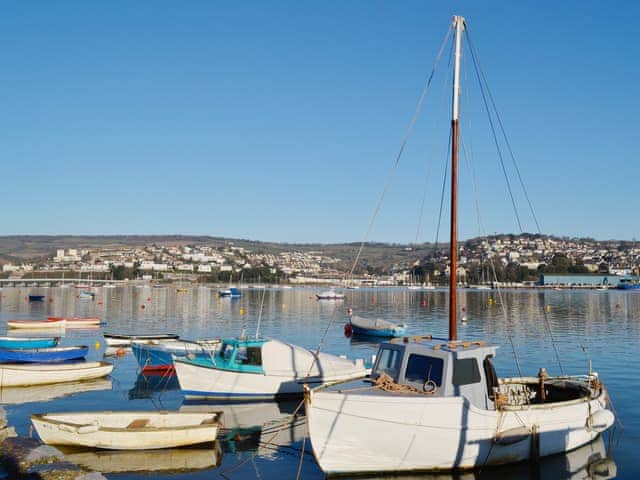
[316,290,345,300]
[0,361,113,387]
[48,316,101,327]
[31,411,222,450]
[174,338,368,401]
[347,314,407,338]
[305,16,615,476]
[0,336,59,349]
[0,345,89,363]
[103,333,180,347]
[132,338,220,372]
[7,318,67,329]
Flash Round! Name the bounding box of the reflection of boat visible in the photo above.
[0,345,88,363]
[31,411,222,450]
[132,339,220,372]
[305,16,615,476]
[347,314,407,338]
[316,290,345,300]
[61,443,222,473]
[0,361,113,387]
[0,336,59,349]
[128,371,180,399]
[180,401,304,457]
[103,332,180,347]
[0,379,112,405]
[175,338,367,401]
[7,318,66,329]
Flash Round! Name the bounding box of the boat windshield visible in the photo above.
[373,346,403,380]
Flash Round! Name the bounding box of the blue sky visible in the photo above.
[1,1,638,243]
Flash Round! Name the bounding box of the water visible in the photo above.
[0,285,638,479]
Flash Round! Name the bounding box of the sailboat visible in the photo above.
[305,16,615,476]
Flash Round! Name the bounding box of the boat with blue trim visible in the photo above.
[0,336,59,349]
[615,278,640,290]
[174,337,368,401]
[0,345,89,363]
[218,287,241,298]
[347,314,407,338]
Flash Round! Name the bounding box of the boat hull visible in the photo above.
[175,359,363,401]
[0,346,88,363]
[0,336,59,349]
[132,341,217,371]
[31,411,220,450]
[306,385,614,475]
[0,361,113,387]
[7,319,66,329]
[103,333,180,347]
[350,325,407,338]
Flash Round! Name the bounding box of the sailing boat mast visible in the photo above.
[449,15,465,341]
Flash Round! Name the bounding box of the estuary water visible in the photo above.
[0,285,638,479]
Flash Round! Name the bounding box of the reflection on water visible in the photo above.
[0,286,635,478]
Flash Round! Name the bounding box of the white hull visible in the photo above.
[7,320,66,329]
[175,359,365,400]
[307,383,614,475]
[32,411,220,450]
[0,361,113,387]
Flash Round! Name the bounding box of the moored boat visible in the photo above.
[347,314,407,338]
[0,361,113,387]
[0,345,89,363]
[132,338,220,371]
[218,287,241,298]
[31,411,222,450]
[103,332,180,347]
[7,318,67,329]
[316,290,345,300]
[28,294,45,302]
[0,336,59,349]
[174,338,368,401]
[304,16,615,476]
[49,316,101,327]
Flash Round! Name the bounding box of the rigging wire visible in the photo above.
[465,27,544,235]
[347,24,453,282]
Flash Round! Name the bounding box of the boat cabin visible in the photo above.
[371,336,499,410]
[214,339,265,374]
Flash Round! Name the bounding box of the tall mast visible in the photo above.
[449,15,465,342]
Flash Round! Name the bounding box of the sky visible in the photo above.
[1,1,638,243]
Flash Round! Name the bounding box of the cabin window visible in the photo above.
[405,354,444,386]
[452,358,481,386]
[374,347,403,379]
[235,346,262,366]
[221,343,234,359]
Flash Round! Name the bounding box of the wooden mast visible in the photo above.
[449,15,465,342]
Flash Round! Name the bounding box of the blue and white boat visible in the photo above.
[28,294,45,302]
[219,287,241,298]
[0,345,89,363]
[174,338,368,401]
[347,315,407,338]
[132,339,220,372]
[615,278,640,290]
[0,336,59,349]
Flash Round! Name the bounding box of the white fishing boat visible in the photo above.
[103,332,180,347]
[31,411,222,450]
[0,361,113,387]
[174,338,368,401]
[305,16,615,476]
[7,318,67,329]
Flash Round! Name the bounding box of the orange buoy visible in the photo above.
[141,304,145,309]
[116,348,126,357]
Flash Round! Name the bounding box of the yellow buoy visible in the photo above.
[545,305,551,312]
[94,341,101,350]
[240,308,245,315]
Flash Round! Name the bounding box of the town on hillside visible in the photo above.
[0,234,638,286]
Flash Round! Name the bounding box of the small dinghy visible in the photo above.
[0,361,113,387]
[347,315,407,338]
[103,333,180,347]
[0,336,59,349]
[0,345,89,363]
[316,290,345,300]
[31,411,222,450]
[7,318,66,329]
[49,316,101,327]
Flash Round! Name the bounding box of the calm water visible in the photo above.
[1,285,638,479]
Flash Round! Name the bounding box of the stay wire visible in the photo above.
[348,24,453,281]
[463,29,524,233]
[465,26,544,235]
